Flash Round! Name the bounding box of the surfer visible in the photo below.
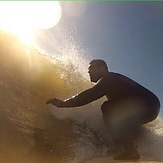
[46,59,160,160]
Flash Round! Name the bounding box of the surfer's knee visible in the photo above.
[141,95,160,124]
[148,97,160,122]
[153,96,160,115]
[152,98,160,120]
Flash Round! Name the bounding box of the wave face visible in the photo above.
[0,32,163,163]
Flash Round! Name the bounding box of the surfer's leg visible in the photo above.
[101,101,130,154]
[113,96,160,160]
[101,96,160,160]
[101,101,119,138]
[101,101,117,153]
[101,100,141,160]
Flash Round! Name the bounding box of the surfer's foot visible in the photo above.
[113,144,140,160]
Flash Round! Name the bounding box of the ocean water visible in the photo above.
[0,32,163,163]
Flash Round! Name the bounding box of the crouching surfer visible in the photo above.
[46,59,160,160]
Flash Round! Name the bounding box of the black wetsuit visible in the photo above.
[62,72,160,122]
[61,72,160,146]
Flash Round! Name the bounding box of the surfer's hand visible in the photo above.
[46,98,63,108]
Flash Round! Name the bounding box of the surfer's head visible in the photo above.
[88,59,109,82]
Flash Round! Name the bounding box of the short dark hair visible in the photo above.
[90,59,108,70]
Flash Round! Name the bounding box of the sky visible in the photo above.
[36,2,163,110]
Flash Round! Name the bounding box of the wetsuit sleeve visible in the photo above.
[60,79,106,108]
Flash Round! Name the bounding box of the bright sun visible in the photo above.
[0,1,62,45]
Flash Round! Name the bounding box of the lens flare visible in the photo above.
[0,1,62,45]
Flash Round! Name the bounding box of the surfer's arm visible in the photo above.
[46,80,106,108]
[62,87,105,107]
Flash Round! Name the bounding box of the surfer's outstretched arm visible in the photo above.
[45,90,103,108]
[46,80,106,108]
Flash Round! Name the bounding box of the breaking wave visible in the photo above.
[0,31,163,163]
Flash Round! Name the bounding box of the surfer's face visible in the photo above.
[88,63,102,82]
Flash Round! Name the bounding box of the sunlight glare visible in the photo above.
[0,1,62,45]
